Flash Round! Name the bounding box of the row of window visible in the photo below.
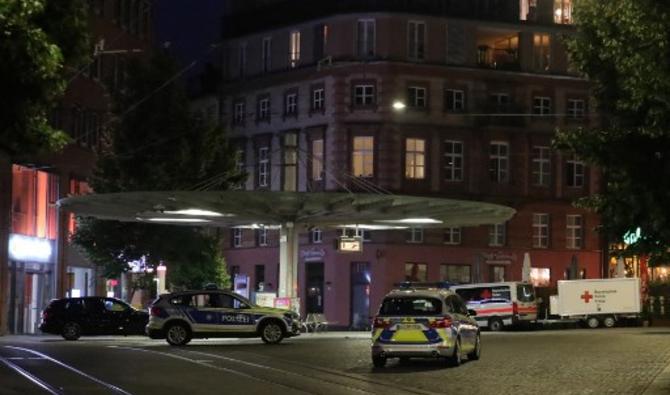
[232,84,586,126]
[241,136,585,189]
[235,15,566,76]
[231,215,585,250]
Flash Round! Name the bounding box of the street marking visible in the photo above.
[0,353,62,395]
[107,346,311,394]
[4,346,133,395]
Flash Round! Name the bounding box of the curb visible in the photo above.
[643,361,670,395]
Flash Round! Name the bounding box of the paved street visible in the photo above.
[1,328,670,395]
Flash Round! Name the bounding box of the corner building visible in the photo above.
[219,0,601,329]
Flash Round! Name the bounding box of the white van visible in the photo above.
[450,282,537,331]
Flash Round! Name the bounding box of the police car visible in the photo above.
[371,282,480,368]
[146,289,300,346]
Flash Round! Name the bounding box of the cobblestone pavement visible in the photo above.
[1,327,669,394]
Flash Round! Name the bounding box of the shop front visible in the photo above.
[7,234,56,334]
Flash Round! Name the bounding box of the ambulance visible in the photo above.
[371,283,480,368]
[450,282,537,331]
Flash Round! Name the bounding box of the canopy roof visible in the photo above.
[58,191,516,229]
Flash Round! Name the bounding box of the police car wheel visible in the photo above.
[260,321,285,344]
[165,323,191,346]
[62,322,81,341]
[488,318,503,332]
[372,355,386,368]
[446,337,462,367]
[467,333,481,361]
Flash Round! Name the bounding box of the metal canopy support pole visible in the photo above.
[278,222,299,298]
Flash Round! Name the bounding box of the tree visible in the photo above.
[554,0,670,264]
[0,0,89,157]
[73,53,243,290]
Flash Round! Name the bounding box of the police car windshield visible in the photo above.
[379,297,443,316]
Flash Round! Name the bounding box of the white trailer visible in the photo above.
[549,278,641,329]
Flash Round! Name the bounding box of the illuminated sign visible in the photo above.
[8,234,54,263]
[339,237,362,253]
[623,227,641,245]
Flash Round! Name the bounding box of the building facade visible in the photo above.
[0,0,152,334]
[218,0,599,329]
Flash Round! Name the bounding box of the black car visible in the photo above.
[39,297,149,340]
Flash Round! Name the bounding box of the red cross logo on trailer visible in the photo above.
[581,290,593,303]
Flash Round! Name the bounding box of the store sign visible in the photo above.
[483,251,517,265]
[255,292,277,308]
[339,237,362,253]
[8,234,54,264]
[300,248,326,261]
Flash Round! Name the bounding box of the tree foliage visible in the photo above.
[555,0,670,264]
[73,53,243,289]
[0,0,89,157]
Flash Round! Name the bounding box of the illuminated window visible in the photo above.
[533,34,551,71]
[289,31,301,68]
[489,223,506,247]
[405,138,426,179]
[530,268,551,287]
[532,213,550,248]
[12,165,59,240]
[444,140,464,181]
[566,215,583,249]
[489,142,509,183]
[357,19,376,57]
[408,21,426,61]
[352,136,374,177]
[444,227,462,245]
[311,139,324,181]
[532,146,551,186]
[340,227,371,241]
[554,0,573,24]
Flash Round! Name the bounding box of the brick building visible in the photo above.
[0,0,152,334]
[217,0,599,328]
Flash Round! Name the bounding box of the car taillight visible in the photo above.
[512,302,519,315]
[430,317,453,328]
[372,317,389,329]
[150,306,165,317]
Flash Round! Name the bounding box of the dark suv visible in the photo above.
[39,297,149,340]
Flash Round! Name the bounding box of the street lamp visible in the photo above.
[392,100,407,111]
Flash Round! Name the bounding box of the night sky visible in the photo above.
[153,0,228,87]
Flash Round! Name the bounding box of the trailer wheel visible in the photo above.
[603,316,616,328]
[585,316,600,329]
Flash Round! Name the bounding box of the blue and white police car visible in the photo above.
[146,289,300,346]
